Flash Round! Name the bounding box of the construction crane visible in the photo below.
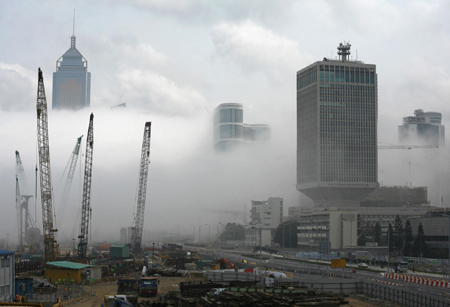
[378,144,438,150]
[15,176,21,247]
[130,122,152,254]
[58,136,83,226]
[78,114,94,259]
[61,136,83,206]
[36,68,57,262]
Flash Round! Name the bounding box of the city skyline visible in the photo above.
[1,1,450,242]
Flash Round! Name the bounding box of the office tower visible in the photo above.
[398,109,445,147]
[213,103,271,152]
[296,43,379,208]
[52,34,91,110]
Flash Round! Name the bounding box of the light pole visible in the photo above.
[152,243,155,264]
[190,225,195,243]
[206,224,211,244]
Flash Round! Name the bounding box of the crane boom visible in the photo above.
[61,136,83,207]
[15,176,21,247]
[36,68,57,262]
[130,122,151,254]
[378,145,439,149]
[78,113,94,259]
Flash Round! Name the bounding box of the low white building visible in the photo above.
[244,228,272,247]
[250,197,283,228]
[290,206,433,250]
[0,250,15,302]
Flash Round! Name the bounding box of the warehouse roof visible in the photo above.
[111,244,128,248]
[46,261,93,270]
[0,250,14,255]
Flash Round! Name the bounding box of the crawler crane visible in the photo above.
[35,68,57,262]
[78,114,94,259]
[130,122,152,254]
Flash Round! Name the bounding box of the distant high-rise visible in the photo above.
[296,42,379,207]
[398,109,445,147]
[52,34,91,110]
[213,103,271,152]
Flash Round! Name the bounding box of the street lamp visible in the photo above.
[152,243,155,264]
[190,225,195,243]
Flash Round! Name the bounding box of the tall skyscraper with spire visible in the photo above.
[52,25,91,110]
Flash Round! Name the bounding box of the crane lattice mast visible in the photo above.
[78,113,94,259]
[130,122,152,254]
[36,68,58,262]
[15,176,21,246]
[61,136,83,207]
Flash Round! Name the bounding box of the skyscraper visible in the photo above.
[52,34,91,110]
[398,109,445,147]
[296,43,379,207]
[213,103,271,152]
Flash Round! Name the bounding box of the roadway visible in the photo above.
[198,249,450,299]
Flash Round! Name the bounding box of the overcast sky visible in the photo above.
[1,0,450,246]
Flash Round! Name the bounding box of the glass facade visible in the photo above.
[214,103,244,151]
[52,36,91,110]
[297,61,378,187]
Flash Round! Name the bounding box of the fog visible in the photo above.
[0,104,299,245]
[1,0,450,246]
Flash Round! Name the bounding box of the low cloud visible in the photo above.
[211,21,312,82]
[0,63,36,111]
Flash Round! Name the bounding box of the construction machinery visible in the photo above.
[378,144,439,150]
[35,68,58,262]
[78,113,94,259]
[15,151,38,251]
[130,122,152,254]
[60,136,83,210]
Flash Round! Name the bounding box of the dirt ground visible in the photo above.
[70,282,117,307]
[68,276,189,306]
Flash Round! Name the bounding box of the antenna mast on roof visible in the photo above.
[337,42,351,62]
[71,10,76,48]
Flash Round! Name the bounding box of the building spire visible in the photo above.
[71,9,76,48]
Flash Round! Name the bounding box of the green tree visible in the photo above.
[274,222,298,248]
[393,215,404,255]
[388,223,394,254]
[374,222,382,245]
[219,223,245,242]
[403,220,414,256]
[412,223,428,257]
[358,233,367,246]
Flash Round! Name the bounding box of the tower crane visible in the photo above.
[78,113,94,259]
[36,68,57,262]
[130,122,152,254]
[378,144,438,150]
[59,136,83,223]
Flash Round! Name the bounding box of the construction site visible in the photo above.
[0,68,393,307]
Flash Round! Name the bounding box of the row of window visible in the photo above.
[0,258,10,268]
[214,108,243,125]
[0,285,10,296]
